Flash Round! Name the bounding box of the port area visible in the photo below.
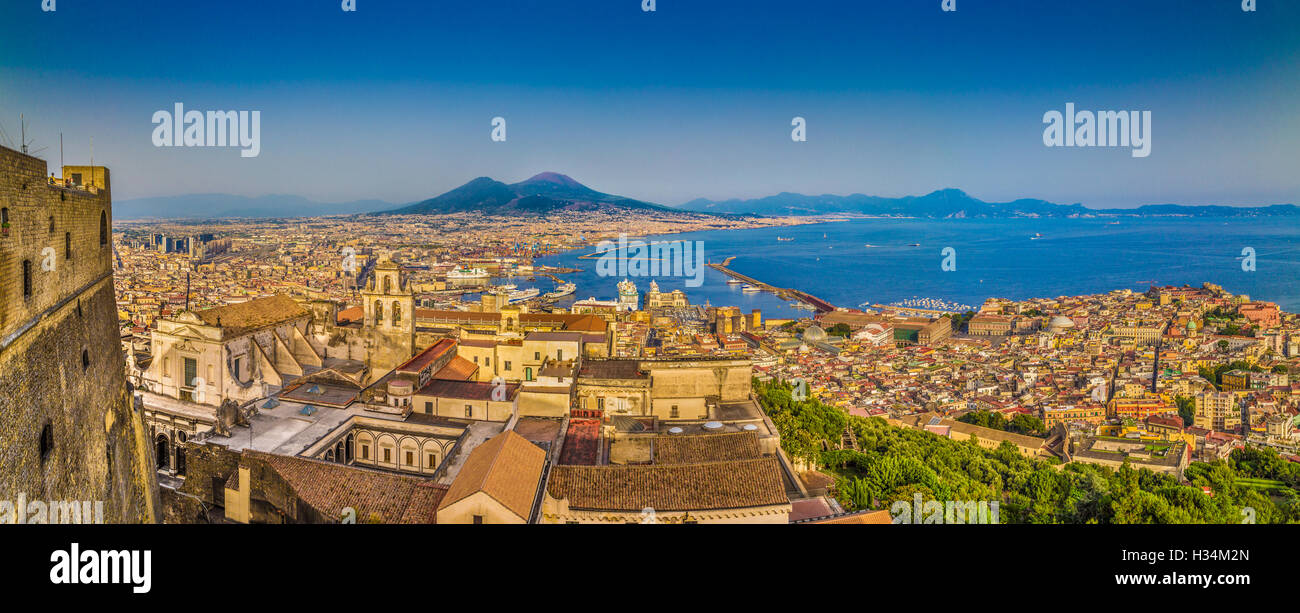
[707,258,837,313]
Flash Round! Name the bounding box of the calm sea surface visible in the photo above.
[535,217,1300,320]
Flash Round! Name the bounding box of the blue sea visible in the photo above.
[536,217,1300,320]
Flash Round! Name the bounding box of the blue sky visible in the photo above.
[1,0,1297,208]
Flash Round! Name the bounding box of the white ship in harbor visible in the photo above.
[741,284,761,293]
[506,287,540,303]
[545,282,576,299]
[447,267,490,280]
[726,278,744,285]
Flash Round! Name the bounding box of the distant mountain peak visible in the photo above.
[518,172,583,188]
[377,173,677,216]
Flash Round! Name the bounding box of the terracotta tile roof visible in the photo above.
[397,339,456,374]
[438,431,547,521]
[546,458,789,512]
[800,509,894,524]
[652,432,762,464]
[398,483,450,524]
[196,295,308,336]
[432,356,478,381]
[562,314,608,332]
[416,378,520,401]
[246,451,444,524]
[336,305,364,324]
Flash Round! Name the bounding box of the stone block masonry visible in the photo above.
[0,144,159,523]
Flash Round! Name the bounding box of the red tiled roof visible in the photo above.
[437,431,546,520]
[416,378,520,401]
[432,356,477,381]
[245,451,445,523]
[397,338,456,374]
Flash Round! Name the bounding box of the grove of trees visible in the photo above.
[753,378,1300,523]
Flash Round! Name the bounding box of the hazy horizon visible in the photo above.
[3,0,1297,207]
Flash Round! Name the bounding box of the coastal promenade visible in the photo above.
[707,260,837,313]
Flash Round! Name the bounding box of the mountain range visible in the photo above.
[116,175,1300,220]
[677,189,1300,218]
[374,172,673,215]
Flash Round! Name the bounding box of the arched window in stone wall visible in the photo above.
[392,301,401,325]
[374,300,383,324]
[99,211,107,246]
[384,275,392,294]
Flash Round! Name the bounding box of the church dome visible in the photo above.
[1048,316,1075,331]
[802,325,827,342]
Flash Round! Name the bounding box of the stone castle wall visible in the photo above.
[0,145,159,523]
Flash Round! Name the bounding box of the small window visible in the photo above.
[361,445,370,460]
[485,357,490,367]
[464,405,473,418]
[48,216,55,233]
[99,211,107,246]
[65,232,72,260]
[383,448,391,463]
[40,423,54,463]
[534,352,540,360]
[473,515,484,525]
[405,451,413,466]
[22,260,32,299]
[504,361,512,371]
[427,453,436,467]
[424,401,432,414]
[81,349,89,371]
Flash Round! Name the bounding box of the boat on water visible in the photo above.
[447,266,490,280]
[908,243,921,247]
[506,287,540,303]
[864,244,875,247]
[726,278,744,285]
[776,237,794,242]
[741,284,761,293]
[544,282,576,299]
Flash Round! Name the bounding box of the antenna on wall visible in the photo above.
[17,114,46,157]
